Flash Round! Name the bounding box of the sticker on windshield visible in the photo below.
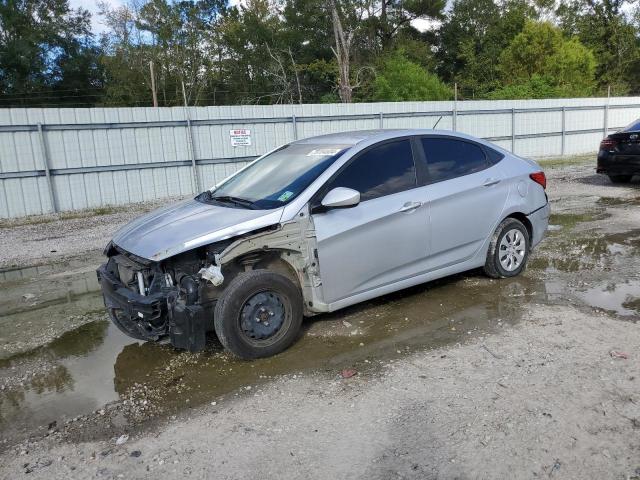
[307,148,342,157]
[278,191,294,202]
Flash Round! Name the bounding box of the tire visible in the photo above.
[484,218,530,279]
[608,174,632,183]
[214,269,303,359]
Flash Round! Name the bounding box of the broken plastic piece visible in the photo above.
[198,264,224,286]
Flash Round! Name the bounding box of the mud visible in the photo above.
[1,158,640,479]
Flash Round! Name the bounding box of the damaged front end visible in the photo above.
[97,244,214,352]
[96,196,323,354]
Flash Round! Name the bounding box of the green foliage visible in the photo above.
[558,0,639,93]
[437,0,534,98]
[496,21,596,97]
[488,75,563,99]
[369,53,452,101]
[0,0,103,106]
[0,0,639,106]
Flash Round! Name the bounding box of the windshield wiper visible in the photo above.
[210,195,257,209]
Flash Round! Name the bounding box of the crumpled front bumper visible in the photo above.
[96,263,208,352]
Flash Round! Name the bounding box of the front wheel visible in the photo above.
[214,270,303,359]
[484,218,530,279]
[608,174,632,183]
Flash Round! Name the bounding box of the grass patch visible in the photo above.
[548,212,599,230]
[537,154,594,169]
[0,205,124,228]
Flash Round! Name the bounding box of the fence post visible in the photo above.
[511,108,516,153]
[604,85,611,137]
[561,107,566,157]
[379,112,384,129]
[37,123,58,213]
[292,114,298,140]
[185,117,200,193]
[452,84,458,131]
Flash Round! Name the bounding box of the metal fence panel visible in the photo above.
[1,96,640,218]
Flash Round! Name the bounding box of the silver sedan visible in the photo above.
[98,129,550,358]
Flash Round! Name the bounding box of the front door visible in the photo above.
[312,139,430,304]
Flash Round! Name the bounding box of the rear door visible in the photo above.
[417,136,509,270]
[312,138,431,304]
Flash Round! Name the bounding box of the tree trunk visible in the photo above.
[331,1,353,103]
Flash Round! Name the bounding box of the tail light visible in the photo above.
[600,138,618,151]
[529,171,546,190]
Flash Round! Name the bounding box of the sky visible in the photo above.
[69,0,124,34]
[69,0,437,35]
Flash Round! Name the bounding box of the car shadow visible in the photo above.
[577,173,640,188]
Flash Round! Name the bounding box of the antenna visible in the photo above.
[432,116,443,129]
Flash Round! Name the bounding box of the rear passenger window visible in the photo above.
[327,140,416,201]
[485,146,505,165]
[421,138,488,183]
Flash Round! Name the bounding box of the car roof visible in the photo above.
[290,129,485,147]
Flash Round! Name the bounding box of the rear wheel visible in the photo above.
[484,218,530,279]
[214,270,303,359]
[608,174,632,183]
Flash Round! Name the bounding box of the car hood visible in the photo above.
[112,198,284,261]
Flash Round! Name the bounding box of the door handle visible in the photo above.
[483,178,501,187]
[399,201,422,213]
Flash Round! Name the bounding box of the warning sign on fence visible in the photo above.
[230,129,251,147]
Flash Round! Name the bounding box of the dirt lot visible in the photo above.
[1,156,639,479]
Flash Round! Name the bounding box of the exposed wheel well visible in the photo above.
[506,212,533,242]
[228,250,302,290]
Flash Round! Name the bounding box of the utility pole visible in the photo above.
[149,61,158,107]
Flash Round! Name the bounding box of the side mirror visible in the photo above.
[320,187,360,210]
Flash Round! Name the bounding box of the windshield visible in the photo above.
[197,143,351,209]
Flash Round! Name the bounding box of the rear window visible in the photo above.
[622,119,640,132]
[485,146,505,165]
[421,137,488,183]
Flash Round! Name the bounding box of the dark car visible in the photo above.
[597,118,640,183]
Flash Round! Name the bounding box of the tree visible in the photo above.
[369,51,451,101]
[495,21,597,97]
[366,0,446,50]
[0,0,104,106]
[557,0,639,94]
[437,0,534,98]
[329,0,365,103]
[99,0,226,106]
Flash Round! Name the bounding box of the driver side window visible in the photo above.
[325,140,417,202]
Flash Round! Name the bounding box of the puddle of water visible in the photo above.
[530,229,640,274]
[0,322,138,434]
[577,280,640,318]
[0,271,555,441]
[0,261,101,317]
[0,262,105,360]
